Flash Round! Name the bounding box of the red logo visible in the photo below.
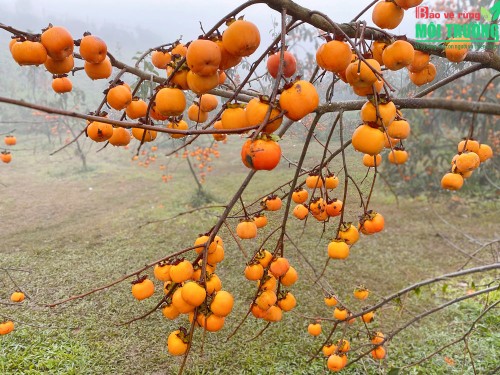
[416,6,429,19]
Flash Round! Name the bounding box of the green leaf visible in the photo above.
[387,369,401,375]
[481,7,492,22]
[414,286,421,296]
[442,284,448,293]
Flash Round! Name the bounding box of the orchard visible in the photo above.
[0,0,499,374]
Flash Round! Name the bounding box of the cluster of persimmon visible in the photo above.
[354,97,411,167]
[9,26,108,93]
[1,135,16,164]
[0,291,25,336]
[306,287,383,372]
[235,194,282,241]
[129,233,234,356]
[291,173,341,222]
[441,138,494,191]
[245,250,298,323]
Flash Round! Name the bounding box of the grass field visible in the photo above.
[1,130,499,375]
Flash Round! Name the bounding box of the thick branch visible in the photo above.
[264,0,500,70]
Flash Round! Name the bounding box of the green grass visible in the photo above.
[0,132,499,374]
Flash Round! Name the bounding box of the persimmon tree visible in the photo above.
[1,0,499,374]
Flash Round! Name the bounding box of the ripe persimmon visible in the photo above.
[277,291,296,312]
[86,120,113,142]
[186,70,219,95]
[0,321,15,335]
[352,124,385,155]
[387,119,410,139]
[167,329,189,356]
[4,136,16,146]
[11,40,47,66]
[363,153,382,167]
[338,223,359,245]
[155,87,186,117]
[1,152,12,164]
[267,50,297,78]
[222,19,260,57]
[307,322,322,336]
[79,34,107,63]
[441,173,464,190]
[328,239,350,260]
[333,306,348,320]
[305,174,323,189]
[205,273,223,294]
[371,331,385,345]
[280,266,298,286]
[362,310,375,323]
[108,127,131,147]
[244,263,264,281]
[187,103,209,123]
[52,76,72,93]
[181,281,207,307]
[186,39,221,76]
[371,346,386,359]
[262,195,282,211]
[388,149,409,164]
[167,120,189,139]
[41,25,74,61]
[210,290,234,317]
[256,249,273,268]
[221,104,248,130]
[324,294,338,307]
[241,136,281,170]
[10,291,25,303]
[199,94,219,112]
[292,188,309,204]
[477,144,493,162]
[445,37,471,63]
[409,63,436,86]
[107,84,132,111]
[360,100,397,127]
[454,152,480,172]
[382,40,415,71]
[131,276,155,300]
[279,80,319,121]
[84,57,112,80]
[345,59,382,88]
[371,40,387,65]
[457,139,480,153]
[236,220,258,239]
[372,1,404,29]
[325,174,339,189]
[162,303,180,320]
[126,98,148,119]
[269,257,290,278]
[170,259,194,283]
[44,54,74,74]
[245,97,282,134]
[327,354,346,371]
[316,40,352,73]
[253,214,268,228]
[353,287,369,300]
[408,50,430,72]
[154,262,172,282]
[132,128,157,143]
[293,204,309,220]
[256,290,277,311]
